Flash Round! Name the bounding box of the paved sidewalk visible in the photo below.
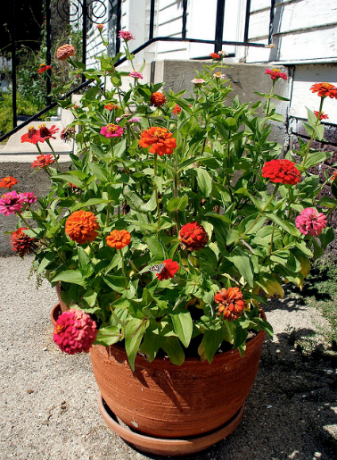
[0,255,336,460]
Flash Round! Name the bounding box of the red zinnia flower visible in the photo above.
[262,159,301,185]
[156,259,179,281]
[21,126,40,145]
[38,63,51,74]
[179,222,209,251]
[150,92,166,107]
[210,52,220,59]
[265,68,287,80]
[173,104,182,115]
[31,154,55,169]
[139,127,177,156]
[11,227,38,258]
[104,103,118,111]
[314,110,329,120]
[65,210,99,245]
[214,287,246,321]
[0,176,18,189]
[310,82,337,99]
[106,229,131,250]
[56,44,75,61]
[36,124,59,143]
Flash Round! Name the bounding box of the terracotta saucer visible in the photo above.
[98,393,244,457]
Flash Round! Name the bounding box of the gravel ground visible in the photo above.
[0,255,336,460]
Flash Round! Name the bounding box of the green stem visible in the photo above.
[154,154,161,228]
[174,150,180,235]
[46,139,61,171]
[120,250,127,289]
[302,97,324,167]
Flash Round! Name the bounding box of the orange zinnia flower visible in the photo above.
[0,176,18,189]
[173,104,182,115]
[150,92,166,107]
[310,82,337,99]
[56,44,75,61]
[65,210,99,244]
[106,229,131,250]
[31,154,55,169]
[139,127,177,156]
[214,287,246,321]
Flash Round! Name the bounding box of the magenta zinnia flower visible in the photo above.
[100,124,124,138]
[295,208,327,237]
[0,191,25,216]
[23,192,38,205]
[129,71,143,79]
[53,309,97,354]
[118,30,134,41]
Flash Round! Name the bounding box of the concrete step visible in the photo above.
[0,121,73,156]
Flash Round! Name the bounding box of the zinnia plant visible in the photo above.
[4,31,336,370]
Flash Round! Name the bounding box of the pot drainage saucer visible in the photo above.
[98,392,244,457]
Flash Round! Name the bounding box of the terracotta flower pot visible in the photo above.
[90,327,265,453]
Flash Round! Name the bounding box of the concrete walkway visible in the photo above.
[0,255,336,460]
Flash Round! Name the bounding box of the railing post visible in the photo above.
[268,0,276,45]
[182,0,188,39]
[46,0,52,106]
[244,0,251,43]
[116,0,122,53]
[214,0,225,53]
[11,0,17,129]
[149,0,155,40]
[82,0,87,83]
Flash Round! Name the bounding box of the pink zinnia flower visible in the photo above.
[23,192,38,205]
[118,30,134,41]
[53,309,97,354]
[100,124,124,138]
[0,191,25,216]
[129,117,141,123]
[96,24,104,31]
[295,208,327,237]
[191,78,205,85]
[129,71,143,79]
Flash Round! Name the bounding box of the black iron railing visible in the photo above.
[1,0,276,146]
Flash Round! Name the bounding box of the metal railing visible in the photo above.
[1,0,275,145]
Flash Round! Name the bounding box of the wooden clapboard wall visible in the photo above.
[246,0,337,62]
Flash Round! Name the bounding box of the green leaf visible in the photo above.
[95,326,121,346]
[167,195,188,212]
[54,173,84,188]
[125,318,148,371]
[265,212,300,237]
[103,275,127,293]
[200,329,224,363]
[146,237,165,260]
[113,139,127,158]
[78,246,91,271]
[171,310,193,348]
[83,289,98,307]
[272,94,290,101]
[226,248,254,286]
[303,150,333,169]
[72,198,111,211]
[36,252,56,275]
[52,270,87,286]
[161,337,185,366]
[195,168,213,196]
